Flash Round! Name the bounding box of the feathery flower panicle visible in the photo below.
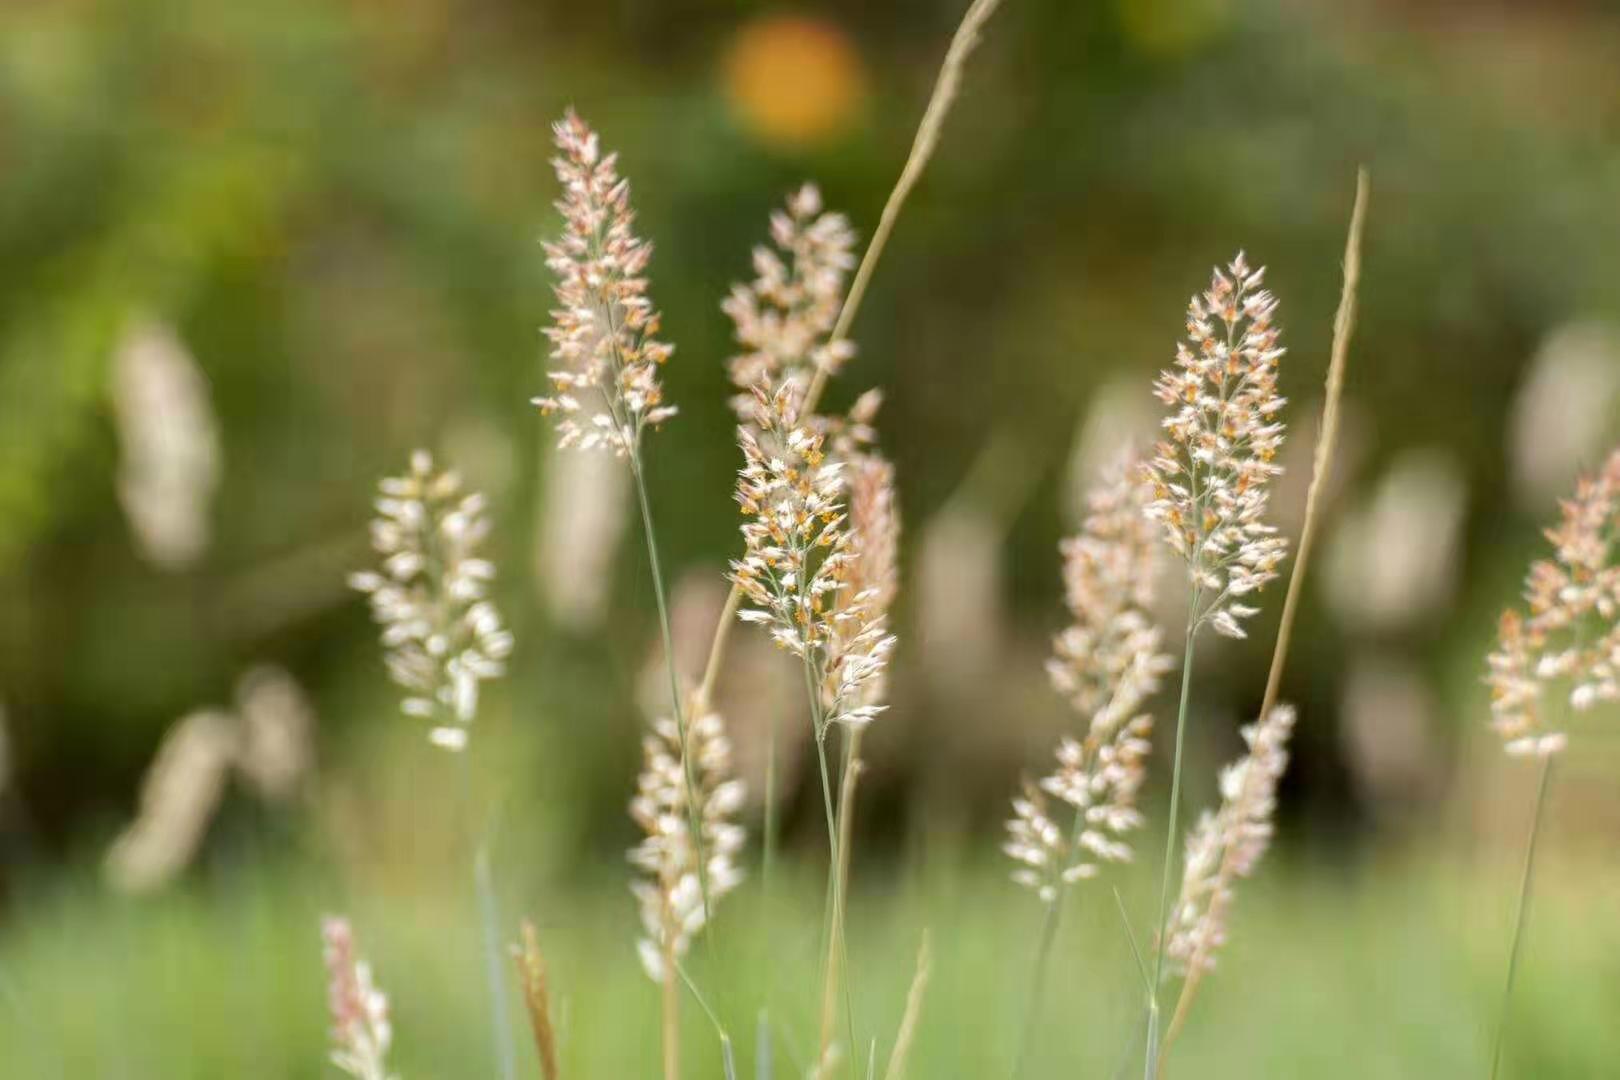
[1005,720,1154,903]
[1164,704,1295,975]
[628,700,746,982]
[535,109,676,457]
[1145,254,1289,638]
[1007,453,1170,901]
[350,451,513,751]
[822,452,901,724]
[724,183,857,420]
[1486,448,1620,757]
[730,387,896,730]
[1048,454,1171,723]
[730,385,851,658]
[322,916,394,1080]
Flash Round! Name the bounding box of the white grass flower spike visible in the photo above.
[1006,452,1170,901]
[351,450,513,751]
[1145,253,1290,638]
[1486,447,1620,758]
[535,109,676,456]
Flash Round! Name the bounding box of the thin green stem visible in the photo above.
[1009,894,1065,1080]
[458,753,516,1080]
[1490,755,1556,1080]
[804,656,854,1068]
[676,960,739,1080]
[629,451,715,948]
[762,705,780,945]
[1145,614,1199,1080]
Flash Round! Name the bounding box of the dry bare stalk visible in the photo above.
[882,933,933,1080]
[819,733,866,1060]
[662,925,680,1080]
[1156,167,1368,1067]
[694,0,1006,713]
[514,921,561,1080]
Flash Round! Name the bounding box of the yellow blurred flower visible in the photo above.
[723,14,866,149]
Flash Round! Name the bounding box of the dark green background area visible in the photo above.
[1,1,1619,1073]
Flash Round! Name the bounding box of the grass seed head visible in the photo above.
[536,110,676,457]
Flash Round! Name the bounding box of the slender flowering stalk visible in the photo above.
[1483,447,1620,1078]
[724,192,871,1059]
[534,109,675,457]
[322,917,394,1080]
[729,385,898,1066]
[350,450,513,752]
[1006,453,1169,1078]
[536,110,716,943]
[630,700,747,1080]
[1159,172,1368,1066]
[1143,256,1290,1079]
[1162,704,1295,981]
[351,450,517,1079]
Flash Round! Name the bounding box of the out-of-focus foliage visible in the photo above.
[0,0,1618,930]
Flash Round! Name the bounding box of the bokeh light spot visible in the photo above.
[722,13,866,150]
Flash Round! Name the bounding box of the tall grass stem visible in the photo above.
[1009,893,1064,1080]
[630,451,716,946]
[458,755,517,1080]
[1144,617,1199,1079]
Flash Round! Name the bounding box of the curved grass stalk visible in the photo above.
[820,730,865,1064]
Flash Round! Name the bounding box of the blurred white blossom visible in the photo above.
[235,665,315,802]
[351,451,513,751]
[104,709,237,893]
[1510,321,1620,510]
[112,318,222,570]
[1324,450,1468,631]
[536,437,629,631]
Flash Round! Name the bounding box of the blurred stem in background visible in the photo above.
[1492,751,1555,1080]
[458,748,517,1080]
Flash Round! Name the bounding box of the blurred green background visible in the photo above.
[2,0,1620,1075]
